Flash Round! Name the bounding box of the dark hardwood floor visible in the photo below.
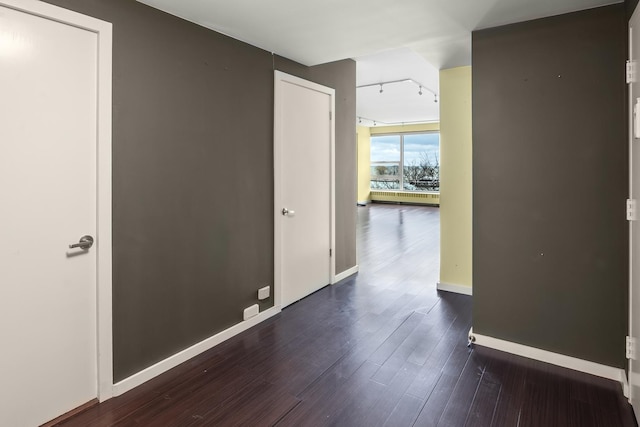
[60,204,636,426]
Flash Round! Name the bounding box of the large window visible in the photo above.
[370,132,439,192]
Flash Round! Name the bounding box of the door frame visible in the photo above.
[273,71,336,309]
[1,0,113,401]
[631,6,639,412]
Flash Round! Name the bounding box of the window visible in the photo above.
[370,132,439,192]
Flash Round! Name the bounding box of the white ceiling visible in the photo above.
[138,0,621,124]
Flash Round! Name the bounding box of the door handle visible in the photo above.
[282,208,295,217]
[69,235,94,250]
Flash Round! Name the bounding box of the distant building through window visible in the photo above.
[370,132,440,192]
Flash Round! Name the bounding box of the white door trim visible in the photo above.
[630,7,639,413]
[1,0,113,401]
[273,71,336,310]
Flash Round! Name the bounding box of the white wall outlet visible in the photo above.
[258,286,270,300]
[243,304,259,321]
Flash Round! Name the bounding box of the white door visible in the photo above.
[274,72,335,308]
[0,2,111,425]
[630,7,640,423]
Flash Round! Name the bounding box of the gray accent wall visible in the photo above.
[43,0,356,381]
[473,5,628,368]
[629,0,639,19]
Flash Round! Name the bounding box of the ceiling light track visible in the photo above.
[357,78,437,100]
[357,116,439,126]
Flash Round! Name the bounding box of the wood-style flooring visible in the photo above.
[60,204,637,426]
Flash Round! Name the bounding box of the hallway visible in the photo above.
[58,204,634,426]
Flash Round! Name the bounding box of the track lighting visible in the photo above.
[355,116,438,126]
[357,78,436,100]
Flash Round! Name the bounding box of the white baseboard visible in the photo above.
[469,328,626,390]
[437,281,472,295]
[622,368,630,398]
[112,306,281,396]
[333,265,359,283]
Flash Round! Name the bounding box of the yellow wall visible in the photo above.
[439,66,472,291]
[357,126,371,203]
[359,122,440,205]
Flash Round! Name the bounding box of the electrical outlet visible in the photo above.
[258,286,270,300]
[243,304,259,321]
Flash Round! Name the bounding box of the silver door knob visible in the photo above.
[69,235,94,250]
[282,208,295,217]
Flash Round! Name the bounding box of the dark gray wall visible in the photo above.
[473,5,628,368]
[628,0,638,19]
[43,0,356,381]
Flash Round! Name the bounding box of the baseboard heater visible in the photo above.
[370,190,439,200]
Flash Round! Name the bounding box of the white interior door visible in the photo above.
[274,72,335,308]
[630,7,640,423]
[0,2,111,425]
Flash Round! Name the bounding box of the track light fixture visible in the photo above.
[356,116,439,126]
[357,78,437,100]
